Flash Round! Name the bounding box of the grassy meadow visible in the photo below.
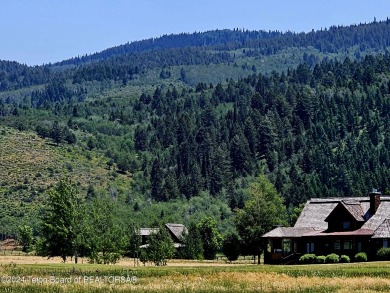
[0,125,133,233]
[0,257,390,292]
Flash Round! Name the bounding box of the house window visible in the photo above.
[384,239,388,248]
[342,221,351,230]
[334,240,341,250]
[357,242,362,252]
[343,240,352,250]
[306,242,315,253]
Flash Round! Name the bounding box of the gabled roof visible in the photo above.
[324,200,365,222]
[341,200,366,221]
[139,224,188,241]
[165,223,187,242]
[291,196,390,238]
[263,196,390,240]
[294,197,371,230]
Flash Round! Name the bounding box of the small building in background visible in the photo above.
[139,223,187,248]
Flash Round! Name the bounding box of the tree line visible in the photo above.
[2,18,390,91]
[20,176,284,265]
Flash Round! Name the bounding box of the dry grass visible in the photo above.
[0,126,132,213]
[128,271,390,292]
[1,268,390,292]
[0,255,247,266]
[1,256,390,292]
[0,126,125,190]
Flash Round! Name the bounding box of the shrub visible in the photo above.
[222,233,241,262]
[377,247,390,260]
[325,253,339,263]
[299,253,316,264]
[139,249,149,266]
[18,225,33,253]
[340,255,350,263]
[316,255,326,264]
[354,252,368,262]
[89,252,121,265]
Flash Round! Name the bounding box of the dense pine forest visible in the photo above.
[0,19,390,237]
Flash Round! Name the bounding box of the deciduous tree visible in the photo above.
[18,225,33,253]
[146,226,174,266]
[235,173,287,264]
[41,179,83,263]
[222,232,241,262]
[196,217,222,260]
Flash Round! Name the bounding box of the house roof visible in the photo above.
[139,224,188,240]
[139,228,159,236]
[340,200,365,221]
[372,219,390,238]
[293,196,390,238]
[262,227,318,238]
[294,197,372,230]
[140,243,184,249]
[324,200,365,222]
[362,200,390,231]
[303,229,374,237]
[165,223,187,241]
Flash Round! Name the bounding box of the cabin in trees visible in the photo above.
[262,191,390,264]
[139,223,187,248]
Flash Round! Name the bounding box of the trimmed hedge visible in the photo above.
[377,248,390,260]
[325,253,340,263]
[316,255,326,264]
[340,255,350,263]
[299,254,317,264]
[354,252,368,262]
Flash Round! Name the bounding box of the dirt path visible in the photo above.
[0,255,253,266]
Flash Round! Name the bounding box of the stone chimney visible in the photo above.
[369,189,381,214]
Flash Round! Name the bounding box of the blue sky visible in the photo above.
[1,0,389,65]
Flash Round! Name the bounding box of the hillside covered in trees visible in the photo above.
[0,19,390,236]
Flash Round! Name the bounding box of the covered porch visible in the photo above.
[262,227,317,264]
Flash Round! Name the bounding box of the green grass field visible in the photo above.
[1,260,390,292]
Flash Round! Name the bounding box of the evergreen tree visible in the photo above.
[51,121,63,146]
[150,157,164,201]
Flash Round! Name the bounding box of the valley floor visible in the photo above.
[1,256,390,292]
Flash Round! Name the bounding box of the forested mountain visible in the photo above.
[2,19,390,92]
[0,60,52,91]
[1,19,390,234]
[56,18,390,66]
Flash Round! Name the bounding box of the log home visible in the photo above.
[262,190,390,264]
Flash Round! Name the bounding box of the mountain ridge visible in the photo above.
[0,18,390,235]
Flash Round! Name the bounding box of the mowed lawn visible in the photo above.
[1,257,390,292]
